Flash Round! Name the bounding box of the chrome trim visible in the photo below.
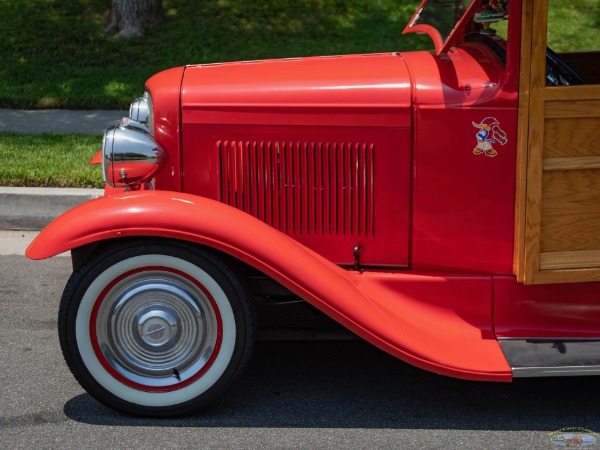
[129,92,150,125]
[498,337,600,341]
[513,366,600,378]
[102,117,167,188]
[499,338,600,378]
[96,272,219,388]
[146,91,154,133]
[122,116,152,134]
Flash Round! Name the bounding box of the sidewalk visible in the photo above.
[0,109,127,134]
[0,109,125,231]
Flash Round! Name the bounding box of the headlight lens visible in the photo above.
[102,117,167,188]
[129,91,153,131]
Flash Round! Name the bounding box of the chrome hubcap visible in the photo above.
[137,309,178,347]
[95,270,219,389]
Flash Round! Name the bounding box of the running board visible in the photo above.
[499,339,600,378]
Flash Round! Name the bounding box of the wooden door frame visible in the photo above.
[514,0,600,284]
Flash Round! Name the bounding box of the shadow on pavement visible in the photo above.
[64,340,600,430]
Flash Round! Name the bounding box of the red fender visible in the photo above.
[27,191,511,381]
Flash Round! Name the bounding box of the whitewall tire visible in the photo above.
[58,239,256,417]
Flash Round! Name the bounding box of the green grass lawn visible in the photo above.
[0,0,429,110]
[547,0,600,52]
[0,133,103,188]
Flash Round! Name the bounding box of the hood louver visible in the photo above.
[219,140,375,237]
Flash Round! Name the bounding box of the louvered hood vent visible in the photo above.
[219,140,375,236]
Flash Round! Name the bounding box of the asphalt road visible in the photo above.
[1,255,599,449]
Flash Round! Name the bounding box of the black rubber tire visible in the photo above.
[58,238,256,417]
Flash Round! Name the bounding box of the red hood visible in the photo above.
[181,53,412,128]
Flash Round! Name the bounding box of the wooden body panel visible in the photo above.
[541,169,600,253]
[514,0,600,284]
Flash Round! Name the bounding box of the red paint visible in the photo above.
[410,106,517,274]
[181,54,412,128]
[494,276,600,338]
[89,150,102,165]
[179,54,413,266]
[145,67,184,193]
[182,125,411,266]
[401,44,517,274]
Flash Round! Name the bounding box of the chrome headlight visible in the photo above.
[102,117,167,188]
[129,91,154,131]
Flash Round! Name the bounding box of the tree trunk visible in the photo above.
[105,0,164,39]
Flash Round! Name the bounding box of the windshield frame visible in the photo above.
[403,0,481,54]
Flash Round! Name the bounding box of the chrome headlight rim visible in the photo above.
[128,91,153,132]
[101,126,115,185]
[146,91,154,133]
[102,117,167,188]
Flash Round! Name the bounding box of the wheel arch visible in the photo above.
[27,191,512,381]
[26,191,354,310]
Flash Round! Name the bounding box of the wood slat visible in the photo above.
[544,117,599,158]
[540,250,600,270]
[513,0,535,281]
[543,156,600,171]
[533,268,600,284]
[542,85,600,101]
[545,100,600,119]
[519,0,550,283]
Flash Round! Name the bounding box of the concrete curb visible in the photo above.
[0,187,103,231]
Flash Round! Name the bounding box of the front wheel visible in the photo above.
[58,239,256,417]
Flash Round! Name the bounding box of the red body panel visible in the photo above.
[401,46,517,274]
[494,276,600,338]
[181,54,412,128]
[146,67,184,192]
[411,105,516,273]
[182,125,411,266]
[26,191,510,381]
[179,54,413,266]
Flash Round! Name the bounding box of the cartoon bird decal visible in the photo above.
[472,117,507,158]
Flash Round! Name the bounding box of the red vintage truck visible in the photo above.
[27,0,600,417]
